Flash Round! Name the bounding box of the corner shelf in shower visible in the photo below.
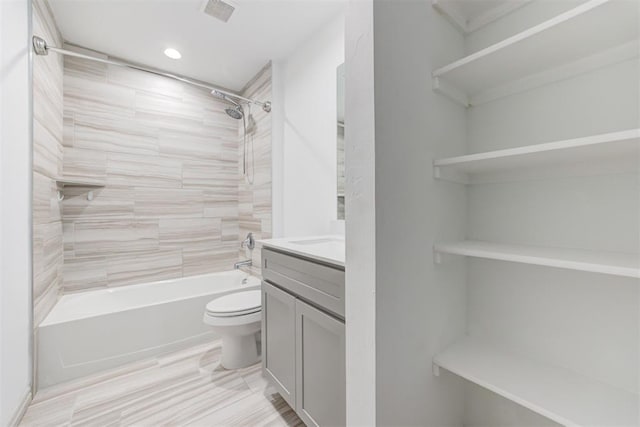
[432,0,639,106]
[433,129,640,183]
[433,337,639,427]
[434,240,640,278]
[55,177,105,201]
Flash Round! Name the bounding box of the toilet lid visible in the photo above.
[206,290,261,317]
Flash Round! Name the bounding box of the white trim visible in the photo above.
[7,389,31,427]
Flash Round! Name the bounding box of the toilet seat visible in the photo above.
[205,290,261,318]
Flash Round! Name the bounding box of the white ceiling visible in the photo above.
[48,0,346,91]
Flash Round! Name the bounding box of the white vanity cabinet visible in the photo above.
[261,247,345,427]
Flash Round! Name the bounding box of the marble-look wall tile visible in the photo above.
[221,218,240,242]
[72,116,158,156]
[158,130,236,161]
[133,188,205,218]
[62,186,135,220]
[63,256,108,293]
[108,65,183,99]
[237,63,273,277]
[62,56,260,291]
[159,218,222,249]
[32,0,64,325]
[107,153,181,188]
[182,159,237,188]
[72,220,159,257]
[63,147,107,183]
[65,75,136,119]
[183,245,239,277]
[106,250,183,287]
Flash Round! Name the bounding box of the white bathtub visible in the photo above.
[37,270,260,388]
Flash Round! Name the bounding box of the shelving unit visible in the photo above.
[433,337,639,427]
[432,0,639,106]
[428,0,639,424]
[434,240,640,278]
[433,129,640,182]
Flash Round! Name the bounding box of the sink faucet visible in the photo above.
[234,259,252,270]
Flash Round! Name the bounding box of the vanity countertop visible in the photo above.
[258,235,345,268]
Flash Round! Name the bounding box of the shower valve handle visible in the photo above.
[241,233,255,250]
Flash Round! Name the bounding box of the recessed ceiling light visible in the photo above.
[164,48,181,59]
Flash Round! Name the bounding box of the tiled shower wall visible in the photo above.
[33,0,64,325]
[62,55,272,291]
[238,64,273,276]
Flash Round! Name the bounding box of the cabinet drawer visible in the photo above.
[262,248,345,318]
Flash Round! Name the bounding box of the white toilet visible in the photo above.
[203,290,262,369]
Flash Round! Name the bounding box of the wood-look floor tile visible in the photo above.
[184,390,303,427]
[23,340,301,427]
[20,393,76,427]
[236,362,271,394]
[32,358,158,406]
[121,369,251,426]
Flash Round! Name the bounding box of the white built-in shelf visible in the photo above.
[432,0,533,34]
[434,240,640,278]
[433,337,639,427]
[432,0,639,106]
[433,129,640,182]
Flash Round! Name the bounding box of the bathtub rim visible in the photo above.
[40,270,261,327]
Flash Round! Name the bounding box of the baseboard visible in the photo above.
[8,387,32,427]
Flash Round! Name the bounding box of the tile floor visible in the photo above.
[20,340,303,427]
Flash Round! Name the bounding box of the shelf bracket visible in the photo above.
[432,0,468,34]
[433,166,469,184]
[434,250,443,265]
[432,363,441,377]
[56,188,96,202]
[433,77,469,108]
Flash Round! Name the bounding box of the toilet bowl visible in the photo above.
[203,289,262,369]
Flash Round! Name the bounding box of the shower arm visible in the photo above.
[32,36,272,113]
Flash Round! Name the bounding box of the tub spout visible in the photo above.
[234,259,252,270]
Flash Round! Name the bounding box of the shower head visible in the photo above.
[225,105,244,120]
[212,90,244,119]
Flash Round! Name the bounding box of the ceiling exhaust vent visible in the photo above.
[203,0,236,23]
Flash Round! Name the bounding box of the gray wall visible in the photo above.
[372,1,467,425]
[345,0,468,424]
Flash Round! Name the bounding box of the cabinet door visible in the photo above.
[295,299,346,427]
[262,281,296,408]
